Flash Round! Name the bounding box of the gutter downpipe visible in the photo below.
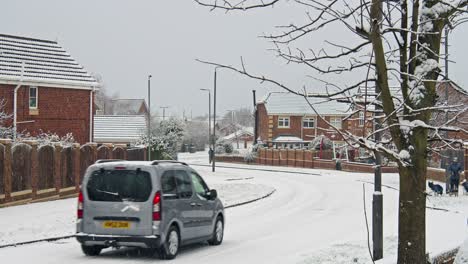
[13,62,25,141]
[89,86,95,142]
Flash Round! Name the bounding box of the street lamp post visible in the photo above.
[200,89,212,163]
[212,69,217,172]
[148,74,152,161]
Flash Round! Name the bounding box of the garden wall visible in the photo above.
[217,148,468,183]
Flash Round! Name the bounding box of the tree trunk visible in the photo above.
[398,167,427,263]
[397,128,428,264]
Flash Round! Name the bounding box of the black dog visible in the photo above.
[428,181,443,196]
[462,181,468,194]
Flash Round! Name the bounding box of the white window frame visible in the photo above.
[302,117,315,128]
[359,111,365,127]
[29,86,38,109]
[278,116,290,128]
[330,117,342,129]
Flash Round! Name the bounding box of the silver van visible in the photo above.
[76,160,225,260]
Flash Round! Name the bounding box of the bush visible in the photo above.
[224,142,234,154]
[244,151,257,163]
[215,145,225,154]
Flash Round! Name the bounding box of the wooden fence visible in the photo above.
[0,139,147,206]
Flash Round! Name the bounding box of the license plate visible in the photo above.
[102,221,131,229]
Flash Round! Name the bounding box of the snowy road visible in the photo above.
[0,154,466,263]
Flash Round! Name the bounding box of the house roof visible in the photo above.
[437,80,468,96]
[222,127,254,141]
[0,34,99,89]
[94,115,147,143]
[110,99,148,115]
[261,92,350,116]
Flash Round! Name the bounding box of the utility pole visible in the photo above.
[147,74,152,161]
[160,106,169,121]
[227,109,239,149]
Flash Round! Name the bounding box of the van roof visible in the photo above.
[90,160,189,170]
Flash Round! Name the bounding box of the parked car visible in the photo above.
[76,160,225,260]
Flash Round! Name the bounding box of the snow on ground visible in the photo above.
[0,151,467,264]
[182,151,468,263]
[455,238,468,264]
[0,171,273,246]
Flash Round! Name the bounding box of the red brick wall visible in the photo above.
[257,103,269,142]
[0,85,93,144]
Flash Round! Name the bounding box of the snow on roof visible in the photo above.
[261,92,350,116]
[0,34,98,89]
[272,136,305,142]
[110,99,147,115]
[222,127,254,141]
[94,115,147,143]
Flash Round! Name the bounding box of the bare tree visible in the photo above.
[196,0,468,263]
[0,99,13,138]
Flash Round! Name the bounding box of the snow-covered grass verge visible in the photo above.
[0,180,274,246]
[297,179,468,264]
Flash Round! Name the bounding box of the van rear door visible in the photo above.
[83,169,154,236]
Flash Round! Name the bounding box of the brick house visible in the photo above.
[257,92,360,147]
[0,34,99,144]
[433,81,468,141]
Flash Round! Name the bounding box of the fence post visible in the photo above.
[26,141,39,199]
[89,143,98,163]
[54,143,62,193]
[1,139,12,202]
[73,143,81,191]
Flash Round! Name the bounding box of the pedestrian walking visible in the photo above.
[448,157,462,194]
[208,148,214,164]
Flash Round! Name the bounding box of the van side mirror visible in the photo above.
[207,189,217,200]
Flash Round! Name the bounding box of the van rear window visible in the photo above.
[86,170,152,202]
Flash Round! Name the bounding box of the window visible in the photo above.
[86,170,152,202]
[303,117,315,128]
[359,112,365,127]
[174,170,193,199]
[29,86,38,109]
[190,171,210,199]
[278,117,290,128]
[161,171,178,199]
[330,117,342,129]
[161,170,193,199]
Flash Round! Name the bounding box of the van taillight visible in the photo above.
[153,191,161,221]
[77,191,84,219]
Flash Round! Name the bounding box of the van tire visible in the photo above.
[81,245,103,256]
[158,225,180,260]
[208,216,224,246]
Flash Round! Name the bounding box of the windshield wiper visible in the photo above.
[95,189,122,201]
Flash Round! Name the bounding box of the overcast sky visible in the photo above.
[2,1,467,118]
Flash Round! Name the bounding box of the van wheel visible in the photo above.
[208,216,224,246]
[158,226,180,260]
[81,245,103,256]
